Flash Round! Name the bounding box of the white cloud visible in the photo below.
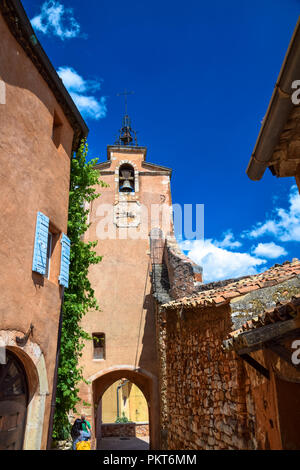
[214,230,242,249]
[180,239,267,283]
[252,242,288,259]
[31,1,81,40]
[57,67,107,120]
[246,220,278,239]
[246,186,300,242]
[57,67,101,93]
[69,93,107,120]
[177,186,298,284]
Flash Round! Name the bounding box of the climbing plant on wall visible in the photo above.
[53,139,106,440]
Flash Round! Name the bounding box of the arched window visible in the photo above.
[119,164,135,193]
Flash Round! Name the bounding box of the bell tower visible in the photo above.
[78,111,173,449]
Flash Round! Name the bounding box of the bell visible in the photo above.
[120,179,134,192]
[120,129,133,145]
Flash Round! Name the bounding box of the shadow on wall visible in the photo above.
[137,293,158,376]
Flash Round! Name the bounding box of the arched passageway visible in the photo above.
[91,367,159,450]
[0,350,28,450]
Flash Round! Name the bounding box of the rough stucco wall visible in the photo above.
[0,13,74,448]
[80,149,171,382]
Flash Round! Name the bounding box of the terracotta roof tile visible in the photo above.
[223,295,300,350]
[161,259,300,310]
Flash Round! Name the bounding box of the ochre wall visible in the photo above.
[101,382,119,423]
[101,381,148,423]
[0,14,74,449]
[128,383,148,422]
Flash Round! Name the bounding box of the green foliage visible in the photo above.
[53,140,107,440]
[115,412,132,424]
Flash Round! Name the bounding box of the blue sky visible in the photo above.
[23,0,300,282]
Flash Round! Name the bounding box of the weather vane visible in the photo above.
[117,89,134,116]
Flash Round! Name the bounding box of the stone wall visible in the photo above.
[149,229,203,304]
[158,304,256,450]
[157,292,300,450]
[101,422,149,438]
[156,262,300,450]
[164,236,203,299]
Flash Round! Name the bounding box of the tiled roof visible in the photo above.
[223,294,300,351]
[161,259,300,310]
[223,294,300,350]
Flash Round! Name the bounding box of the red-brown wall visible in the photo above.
[0,13,75,448]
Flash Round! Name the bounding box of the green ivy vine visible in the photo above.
[53,139,107,440]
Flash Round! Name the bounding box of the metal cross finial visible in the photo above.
[117,89,134,116]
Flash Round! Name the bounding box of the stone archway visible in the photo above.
[89,366,159,450]
[0,330,49,450]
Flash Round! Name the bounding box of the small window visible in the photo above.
[93,333,105,360]
[45,232,53,279]
[52,111,63,148]
[119,164,135,192]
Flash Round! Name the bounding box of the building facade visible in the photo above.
[0,0,87,450]
[77,114,176,449]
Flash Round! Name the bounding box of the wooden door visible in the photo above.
[0,351,28,450]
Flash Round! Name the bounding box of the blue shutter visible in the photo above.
[59,233,71,288]
[32,212,49,275]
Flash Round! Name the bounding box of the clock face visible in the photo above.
[114,201,141,228]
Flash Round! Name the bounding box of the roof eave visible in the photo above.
[246,17,300,181]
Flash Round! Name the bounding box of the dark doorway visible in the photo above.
[275,376,300,450]
[0,350,28,450]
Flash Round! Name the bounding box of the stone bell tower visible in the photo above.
[78,110,173,449]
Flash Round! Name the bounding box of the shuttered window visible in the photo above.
[32,212,50,275]
[59,233,71,288]
[45,232,53,279]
